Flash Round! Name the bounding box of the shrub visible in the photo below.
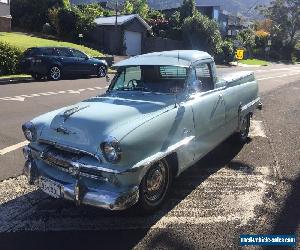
[221,39,235,63]
[0,42,23,76]
[182,11,223,56]
[49,4,102,41]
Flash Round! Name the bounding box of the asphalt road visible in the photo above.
[0,63,299,249]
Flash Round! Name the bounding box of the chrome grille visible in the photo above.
[39,139,101,162]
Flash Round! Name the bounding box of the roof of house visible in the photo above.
[113,50,212,68]
[94,14,151,30]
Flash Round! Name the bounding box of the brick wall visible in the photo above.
[0,16,11,32]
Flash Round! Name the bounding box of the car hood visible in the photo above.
[38,92,176,154]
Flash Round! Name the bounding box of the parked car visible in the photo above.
[22,50,260,212]
[19,47,108,80]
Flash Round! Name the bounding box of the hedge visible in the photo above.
[0,42,23,76]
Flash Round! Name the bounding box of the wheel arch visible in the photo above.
[165,152,179,178]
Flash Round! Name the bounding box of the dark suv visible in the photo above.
[19,47,108,80]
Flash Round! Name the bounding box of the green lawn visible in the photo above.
[0,32,103,57]
[239,59,269,66]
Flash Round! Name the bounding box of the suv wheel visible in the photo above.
[137,159,172,213]
[97,65,107,78]
[49,66,62,81]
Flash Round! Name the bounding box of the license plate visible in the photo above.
[39,177,62,198]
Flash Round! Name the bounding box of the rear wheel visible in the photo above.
[236,114,250,143]
[97,65,107,78]
[137,159,172,213]
[48,66,62,81]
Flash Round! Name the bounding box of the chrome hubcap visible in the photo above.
[50,67,61,80]
[144,161,167,202]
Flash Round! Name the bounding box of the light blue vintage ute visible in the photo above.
[22,50,261,212]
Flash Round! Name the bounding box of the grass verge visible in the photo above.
[0,32,102,57]
[0,74,31,79]
[239,59,269,66]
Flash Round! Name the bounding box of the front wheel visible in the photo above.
[236,114,250,143]
[48,66,62,81]
[137,159,172,213]
[97,65,107,78]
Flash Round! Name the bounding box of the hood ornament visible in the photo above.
[56,125,74,135]
[61,105,89,122]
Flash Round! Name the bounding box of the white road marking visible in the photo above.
[0,141,28,156]
[249,120,267,138]
[0,86,109,102]
[257,72,300,81]
[255,67,300,73]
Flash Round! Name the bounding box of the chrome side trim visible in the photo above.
[241,97,260,113]
[131,136,195,170]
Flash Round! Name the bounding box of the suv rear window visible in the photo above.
[24,48,40,57]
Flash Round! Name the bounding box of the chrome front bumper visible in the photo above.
[23,146,139,211]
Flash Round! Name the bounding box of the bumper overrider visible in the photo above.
[22,145,139,210]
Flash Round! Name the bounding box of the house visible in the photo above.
[90,14,151,56]
[0,0,11,32]
[225,12,249,37]
[147,0,230,36]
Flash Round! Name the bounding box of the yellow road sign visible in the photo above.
[235,49,244,60]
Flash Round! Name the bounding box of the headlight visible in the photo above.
[100,137,122,163]
[22,122,37,142]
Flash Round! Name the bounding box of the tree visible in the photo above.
[182,11,222,55]
[237,28,256,58]
[259,0,300,58]
[122,0,149,19]
[11,0,69,31]
[180,0,196,22]
[122,0,134,15]
[48,4,102,40]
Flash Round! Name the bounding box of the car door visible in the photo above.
[57,48,76,74]
[188,61,226,161]
[71,49,94,74]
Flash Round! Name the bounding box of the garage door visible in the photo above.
[124,30,142,56]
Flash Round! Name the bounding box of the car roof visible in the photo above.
[27,47,77,50]
[113,50,213,68]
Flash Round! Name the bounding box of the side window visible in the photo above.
[187,68,201,92]
[195,63,214,91]
[72,49,87,58]
[57,48,73,57]
[41,48,56,56]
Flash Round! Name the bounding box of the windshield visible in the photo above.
[109,65,188,93]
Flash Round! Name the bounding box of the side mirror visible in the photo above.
[189,80,202,93]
